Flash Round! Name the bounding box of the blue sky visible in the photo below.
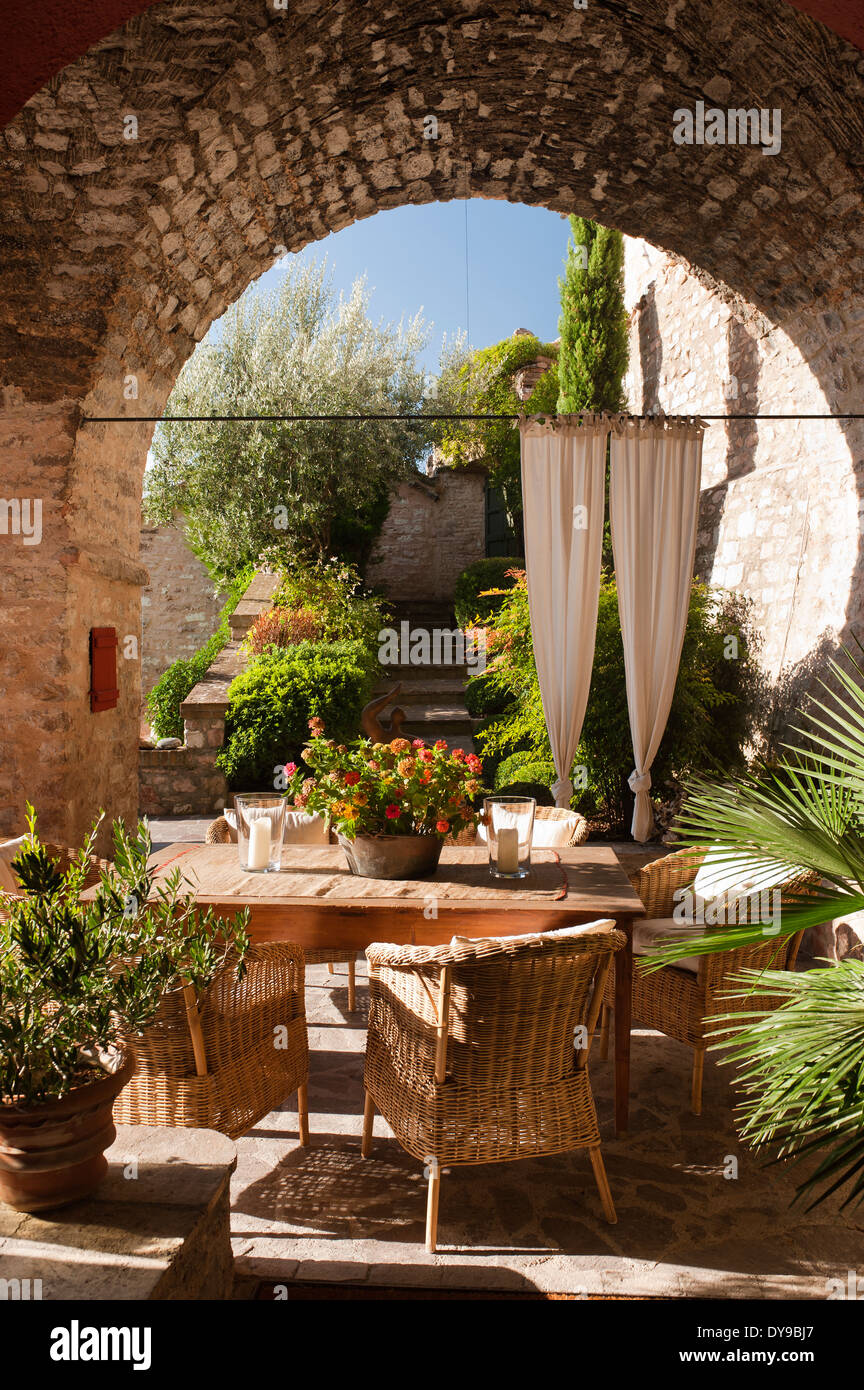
[247,199,573,372]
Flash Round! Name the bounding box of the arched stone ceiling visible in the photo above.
[2,0,863,128]
[1,0,863,409]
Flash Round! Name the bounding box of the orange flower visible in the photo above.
[390,738,410,754]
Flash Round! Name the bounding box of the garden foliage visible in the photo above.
[468,570,763,829]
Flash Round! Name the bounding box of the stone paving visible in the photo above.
[230,959,864,1299]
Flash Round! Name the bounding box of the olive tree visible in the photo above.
[145,258,434,583]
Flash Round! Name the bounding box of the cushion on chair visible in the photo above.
[693,845,788,904]
[224,807,329,845]
[633,918,704,973]
[450,918,616,950]
[475,810,585,849]
[0,836,28,893]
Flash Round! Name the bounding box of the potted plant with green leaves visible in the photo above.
[284,718,485,878]
[0,807,250,1213]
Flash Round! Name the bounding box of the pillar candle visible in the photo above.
[247,817,271,871]
[497,826,519,874]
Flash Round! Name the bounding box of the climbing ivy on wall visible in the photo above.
[438,333,559,539]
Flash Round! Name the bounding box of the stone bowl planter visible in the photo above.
[337,833,443,880]
[0,1047,135,1213]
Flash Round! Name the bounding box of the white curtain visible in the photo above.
[610,418,704,841]
[520,416,608,808]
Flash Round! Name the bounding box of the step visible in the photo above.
[372,677,471,702]
[377,665,473,683]
[399,708,474,738]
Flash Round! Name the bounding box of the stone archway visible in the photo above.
[2,0,864,844]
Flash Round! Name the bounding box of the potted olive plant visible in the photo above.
[0,807,250,1213]
[284,718,485,878]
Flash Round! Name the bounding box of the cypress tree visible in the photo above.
[557,216,628,413]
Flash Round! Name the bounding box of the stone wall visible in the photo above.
[365,465,486,603]
[138,571,278,818]
[623,237,863,698]
[140,519,226,698]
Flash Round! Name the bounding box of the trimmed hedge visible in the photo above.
[454,557,524,628]
[216,639,376,789]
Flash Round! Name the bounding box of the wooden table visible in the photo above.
[149,842,644,1135]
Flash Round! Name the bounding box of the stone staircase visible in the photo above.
[372,600,476,753]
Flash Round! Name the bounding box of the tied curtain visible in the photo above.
[519,416,608,809]
[519,413,704,836]
[609,418,703,840]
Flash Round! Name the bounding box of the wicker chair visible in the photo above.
[115,942,310,1142]
[599,846,806,1115]
[206,813,356,1011]
[361,921,625,1252]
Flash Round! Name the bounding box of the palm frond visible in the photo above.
[707,963,864,1209]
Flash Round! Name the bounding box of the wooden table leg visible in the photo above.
[614,916,634,1137]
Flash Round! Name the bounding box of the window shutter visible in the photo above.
[90,627,119,712]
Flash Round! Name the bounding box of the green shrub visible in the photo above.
[146,566,254,741]
[471,570,763,831]
[217,640,376,789]
[464,674,511,719]
[493,753,556,792]
[270,557,389,653]
[454,557,524,627]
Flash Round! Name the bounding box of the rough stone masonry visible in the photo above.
[2,0,864,844]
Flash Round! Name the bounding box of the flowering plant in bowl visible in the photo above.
[282,718,485,878]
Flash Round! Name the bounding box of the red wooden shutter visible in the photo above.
[90,627,119,712]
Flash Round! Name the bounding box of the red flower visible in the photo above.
[452,748,467,763]
[436,820,450,833]
[434,739,448,751]
[344,771,361,786]
[420,749,435,763]
[385,804,401,819]
[412,738,425,749]
[284,762,298,776]
[466,754,482,773]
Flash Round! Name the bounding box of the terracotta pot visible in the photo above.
[0,1047,135,1213]
[337,832,443,880]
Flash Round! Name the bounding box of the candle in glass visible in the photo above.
[496,826,519,874]
[247,817,271,871]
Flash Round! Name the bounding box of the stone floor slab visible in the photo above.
[230,960,864,1299]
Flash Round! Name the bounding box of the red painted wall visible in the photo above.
[1,0,863,128]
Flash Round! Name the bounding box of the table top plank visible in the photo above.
[144,842,644,918]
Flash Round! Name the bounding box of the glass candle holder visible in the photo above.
[484,796,536,879]
[234,794,287,873]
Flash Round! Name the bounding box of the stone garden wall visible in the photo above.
[138,571,278,818]
[623,237,863,701]
[140,518,226,699]
[365,465,486,603]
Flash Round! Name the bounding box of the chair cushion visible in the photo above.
[450,918,616,949]
[283,809,330,845]
[0,836,28,893]
[475,811,583,849]
[633,918,704,974]
[224,807,329,845]
[693,845,788,902]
